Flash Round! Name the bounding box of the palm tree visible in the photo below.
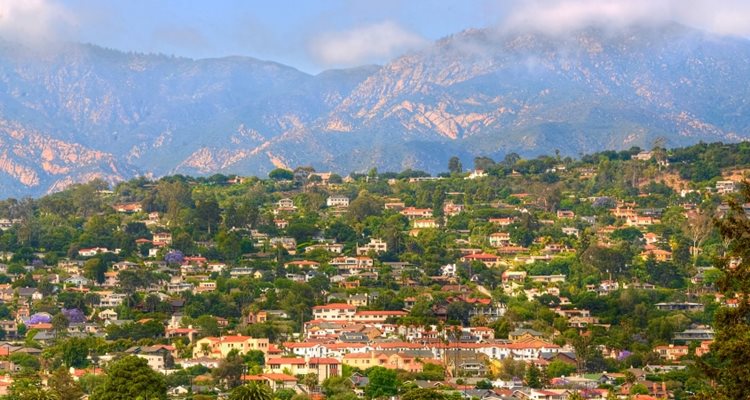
[229,382,273,400]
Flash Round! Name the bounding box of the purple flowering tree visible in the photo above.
[164,250,184,265]
[62,308,86,324]
[26,313,52,325]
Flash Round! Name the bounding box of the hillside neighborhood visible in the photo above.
[0,142,747,399]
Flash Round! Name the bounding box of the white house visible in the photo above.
[326,195,350,208]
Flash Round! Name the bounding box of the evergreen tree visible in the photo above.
[448,157,463,174]
[525,363,542,389]
[48,366,84,400]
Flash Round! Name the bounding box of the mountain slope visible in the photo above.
[1,23,749,196]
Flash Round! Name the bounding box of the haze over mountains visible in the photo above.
[1,22,749,196]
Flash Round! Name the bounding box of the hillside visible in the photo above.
[1,23,750,196]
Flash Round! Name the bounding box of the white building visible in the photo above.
[326,195,350,208]
[356,238,388,255]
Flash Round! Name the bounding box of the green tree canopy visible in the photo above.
[91,356,167,400]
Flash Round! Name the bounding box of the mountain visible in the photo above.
[1,23,750,196]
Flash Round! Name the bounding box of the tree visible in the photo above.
[48,366,84,400]
[684,208,713,266]
[401,388,447,400]
[91,356,167,400]
[364,367,398,399]
[60,337,90,368]
[567,392,585,400]
[302,373,318,392]
[269,169,294,181]
[448,157,463,174]
[83,258,106,284]
[195,199,221,234]
[525,363,542,389]
[52,312,70,338]
[347,191,383,222]
[546,359,576,378]
[321,376,354,398]
[474,156,496,171]
[228,382,272,400]
[213,350,245,389]
[8,376,58,400]
[699,183,750,399]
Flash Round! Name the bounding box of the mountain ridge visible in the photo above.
[1,23,749,196]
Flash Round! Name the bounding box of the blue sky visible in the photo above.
[2,0,750,73]
[53,0,507,72]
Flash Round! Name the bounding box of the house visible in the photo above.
[529,275,566,284]
[356,238,388,255]
[146,212,161,224]
[654,344,689,361]
[509,329,545,341]
[413,219,439,229]
[305,243,344,254]
[126,345,175,371]
[78,247,114,257]
[466,169,488,179]
[330,256,374,274]
[0,219,20,231]
[193,336,270,358]
[562,227,579,237]
[640,249,672,262]
[64,275,90,287]
[152,232,172,246]
[284,260,320,270]
[98,309,118,321]
[242,373,298,391]
[400,207,434,219]
[113,203,143,213]
[556,210,575,219]
[461,253,502,268]
[443,201,465,216]
[194,281,217,293]
[489,232,512,247]
[502,270,527,285]
[488,217,516,227]
[312,304,356,321]
[265,357,340,383]
[695,341,712,357]
[674,327,714,342]
[269,237,297,253]
[327,195,350,208]
[276,198,295,209]
[441,263,457,277]
[626,215,659,227]
[716,180,737,194]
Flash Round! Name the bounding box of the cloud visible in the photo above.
[309,21,428,67]
[0,0,75,43]
[500,0,750,36]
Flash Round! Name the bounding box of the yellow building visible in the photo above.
[193,335,270,359]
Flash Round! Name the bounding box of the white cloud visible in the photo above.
[309,21,428,67]
[0,0,75,44]
[501,0,750,36]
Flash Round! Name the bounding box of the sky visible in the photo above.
[2,0,750,73]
